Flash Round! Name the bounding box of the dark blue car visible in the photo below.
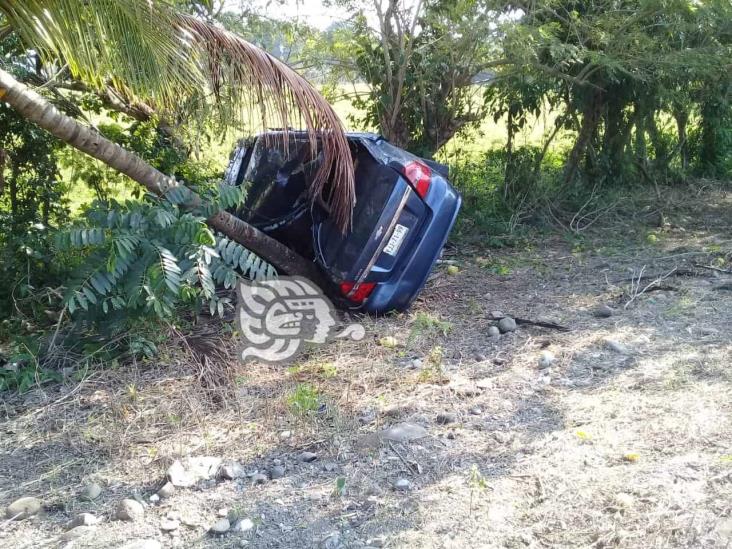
[224,131,461,313]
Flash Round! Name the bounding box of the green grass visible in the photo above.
[287,383,321,415]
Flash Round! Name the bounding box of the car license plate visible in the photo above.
[383,224,408,256]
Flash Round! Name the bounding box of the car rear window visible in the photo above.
[318,146,400,279]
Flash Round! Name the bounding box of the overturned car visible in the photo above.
[224,131,461,314]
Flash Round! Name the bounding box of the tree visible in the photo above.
[0,0,355,282]
[332,0,501,157]
[486,0,732,197]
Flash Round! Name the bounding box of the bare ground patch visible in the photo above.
[1,186,731,548]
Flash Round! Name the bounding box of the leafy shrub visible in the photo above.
[55,184,274,323]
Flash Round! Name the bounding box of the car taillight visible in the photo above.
[403,160,431,199]
[340,281,376,303]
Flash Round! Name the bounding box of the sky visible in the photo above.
[223,0,354,30]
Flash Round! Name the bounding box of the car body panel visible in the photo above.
[224,131,461,314]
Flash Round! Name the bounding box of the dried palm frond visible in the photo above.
[0,1,355,229]
[179,16,355,230]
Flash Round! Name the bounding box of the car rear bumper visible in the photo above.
[361,182,461,313]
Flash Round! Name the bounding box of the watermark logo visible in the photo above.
[236,276,365,363]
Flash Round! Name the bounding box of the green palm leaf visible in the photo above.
[0,0,356,229]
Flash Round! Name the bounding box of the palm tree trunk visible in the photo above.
[0,67,324,285]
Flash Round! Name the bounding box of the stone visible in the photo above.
[410,358,423,369]
[280,430,292,439]
[474,353,487,362]
[497,317,517,333]
[269,465,286,479]
[299,451,318,463]
[490,311,505,319]
[493,431,511,444]
[359,410,377,424]
[149,494,160,503]
[380,422,428,443]
[476,378,493,390]
[167,456,222,487]
[487,326,501,338]
[593,304,614,318]
[469,406,482,415]
[605,339,630,355]
[436,412,457,425]
[615,493,635,508]
[60,526,96,541]
[81,482,103,501]
[219,462,246,480]
[235,517,255,532]
[115,499,144,521]
[161,518,180,532]
[67,513,100,529]
[251,473,268,485]
[6,496,42,520]
[210,518,231,535]
[320,532,342,549]
[393,478,411,491]
[538,350,555,369]
[118,540,162,549]
[157,482,175,498]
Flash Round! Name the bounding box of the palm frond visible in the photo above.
[0,1,356,229]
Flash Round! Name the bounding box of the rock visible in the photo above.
[280,430,292,439]
[160,518,180,532]
[436,412,457,425]
[538,350,555,369]
[359,409,377,424]
[269,465,286,479]
[593,304,614,318]
[469,406,482,415]
[157,482,175,499]
[67,513,100,529]
[167,456,222,487]
[115,499,144,521]
[81,482,103,501]
[497,317,517,333]
[715,517,732,539]
[60,525,96,541]
[235,517,255,532]
[251,473,268,485]
[210,518,231,535]
[393,478,411,491]
[219,462,246,480]
[490,311,505,319]
[615,493,635,508]
[6,496,42,520]
[474,353,487,362]
[320,532,342,549]
[605,339,630,355]
[149,494,160,503]
[378,336,398,348]
[380,422,428,443]
[492,431,511,444]
[299,451,318,463]
[410,358,423,369]
[118,540,162,549]
[476,378,493,390]
[487,326,501,338]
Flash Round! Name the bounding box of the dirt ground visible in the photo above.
[1,186,731,549]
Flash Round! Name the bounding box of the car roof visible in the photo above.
[256,130,383,142]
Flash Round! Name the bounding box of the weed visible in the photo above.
[287,383,320,415]
[332,476,347,498]
[418,346,446,383]
[408,313,452,348]
[469,464,488,516]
